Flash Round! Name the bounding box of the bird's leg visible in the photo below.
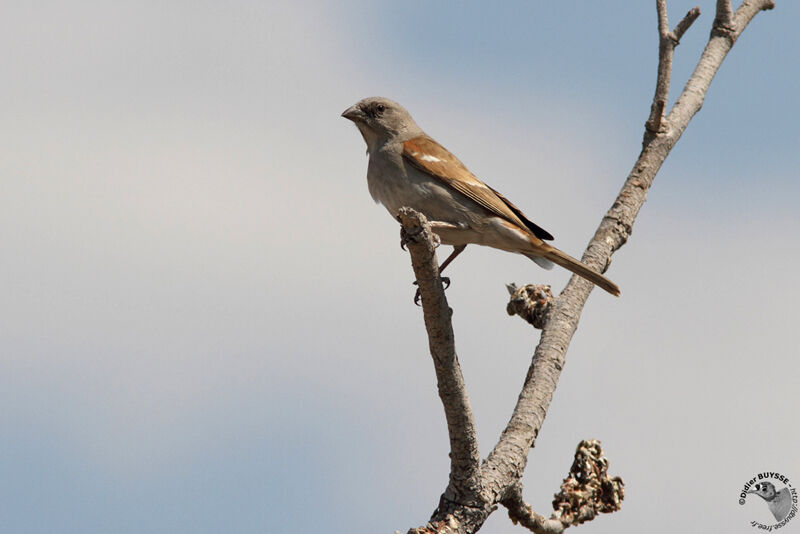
[437,244,466,276]
[426,221,466,288]
[413,245,466,305]
[400,219,465,305]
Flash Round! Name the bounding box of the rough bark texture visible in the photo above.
[399,2,775,533]
[397,209,483,521]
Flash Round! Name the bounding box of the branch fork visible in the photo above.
[398,1,776,532]
[645,1,701,135]
[399,210,624,534]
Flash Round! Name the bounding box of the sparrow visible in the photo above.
[341,97,620,297]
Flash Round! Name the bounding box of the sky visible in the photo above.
[1,1,798,533]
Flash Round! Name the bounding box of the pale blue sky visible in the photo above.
[1,2,798,533]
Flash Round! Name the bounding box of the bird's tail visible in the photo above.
[526,246,620,297]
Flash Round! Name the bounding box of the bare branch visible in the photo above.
[401,2,775,531]
[656,0,669,36]
[480,2,774,527]
[673,7,701,42]
[644,0,673,134]
[500,441,623,533]
[715,0,734,30]
[502,483,564,534]
[396,208,483,514]
[646,2,701,134]
[669,0,775,137]
[714,0,774,42]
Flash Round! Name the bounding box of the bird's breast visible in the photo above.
[367,154,484,230]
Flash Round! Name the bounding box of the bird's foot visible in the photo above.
[399,225,440,250]
[412,276,450,306]
[399,226,419,250]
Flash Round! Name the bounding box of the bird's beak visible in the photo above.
[341,105,363,122]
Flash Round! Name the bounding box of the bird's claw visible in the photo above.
[412,276,451,305]
[399,227,421,250]
[399,224,440,250]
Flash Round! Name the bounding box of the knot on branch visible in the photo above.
[711,0,737,43]
[710,21,737,43]
[552,440,625,526]
[506,283,553,329]
[644,100,668,135]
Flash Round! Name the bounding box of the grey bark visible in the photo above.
[400,2,775,533]
[397,210,484,522]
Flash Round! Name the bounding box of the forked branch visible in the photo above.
[400,2,775,533]
[645,2,701,134]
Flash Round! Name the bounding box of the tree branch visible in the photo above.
[645,2,701,134]
[671,0,775,135]
[500,440,624,534]
[402,2,775,532]
[482,0,774,524]
[674,6,702,41]
[715,0,735,31]
[502,482,564,534]
[397,208,483,518]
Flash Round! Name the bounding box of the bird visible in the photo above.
[341,97,620,297]
[748,482,792,522]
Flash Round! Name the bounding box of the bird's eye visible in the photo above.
[376,104,386,113]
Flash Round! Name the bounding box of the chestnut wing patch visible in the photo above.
[402,136,553,241]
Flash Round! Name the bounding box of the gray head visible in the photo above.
[748,482,777,501]
[341,97,422,153]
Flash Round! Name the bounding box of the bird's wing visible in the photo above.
[402,135,554,241]
[487,185,554,241]
[773,488,792,521]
